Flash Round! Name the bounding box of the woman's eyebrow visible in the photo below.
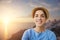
[41,14,44,15]
[35,14,38,15]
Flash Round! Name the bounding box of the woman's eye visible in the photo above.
[35,14,38,17]
[42,15,44,17]
[41,14,45,18]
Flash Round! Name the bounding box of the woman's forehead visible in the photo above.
[35,10,44,14]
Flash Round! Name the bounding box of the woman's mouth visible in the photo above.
[36,20,42,24]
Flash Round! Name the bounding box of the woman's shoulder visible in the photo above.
[46,29,56,40]
[24,28,32,33]
[46,29,55,34]
[46,29,56,36]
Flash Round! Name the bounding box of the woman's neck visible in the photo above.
[34,26,45,33]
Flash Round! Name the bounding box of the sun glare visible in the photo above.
[3,17,10,26]
[2,16,11,40]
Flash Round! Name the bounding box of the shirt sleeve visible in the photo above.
[22,30,29,40]
[49,32,57,40]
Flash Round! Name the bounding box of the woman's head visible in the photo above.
[32,7,49,19]
[32,7,49,27]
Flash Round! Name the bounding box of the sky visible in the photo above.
[0,0,60,22]
[0,0,60,39]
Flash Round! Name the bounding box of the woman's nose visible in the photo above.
[37,17,41,20]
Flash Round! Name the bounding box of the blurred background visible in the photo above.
[0,0,60,40]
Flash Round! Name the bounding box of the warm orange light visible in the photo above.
[2,16,11,40]
[3,17,10,26]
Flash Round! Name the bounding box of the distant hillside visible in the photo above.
[8,19,60,40]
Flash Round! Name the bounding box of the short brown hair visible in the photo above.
[32,7,49,19]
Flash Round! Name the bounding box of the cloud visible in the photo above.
[0,0,60,19]
[28,1,52,12]
[58,3,60,6]
[28,1,52,8]
[52,7,60,11]
[29,1,60,12]
[0,0,13,4]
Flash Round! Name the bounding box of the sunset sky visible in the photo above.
[0,0,60,22]
[0,0,60,39]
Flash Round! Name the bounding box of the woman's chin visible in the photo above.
[37,24,43,27]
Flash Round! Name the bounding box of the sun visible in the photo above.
[3,17,10,26]
[2,16,11,39]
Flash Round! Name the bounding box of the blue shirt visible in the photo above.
[22,28,56,40]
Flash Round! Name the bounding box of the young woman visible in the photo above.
[22,7,56,40]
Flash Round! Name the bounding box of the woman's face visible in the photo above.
[34,10,46,27]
